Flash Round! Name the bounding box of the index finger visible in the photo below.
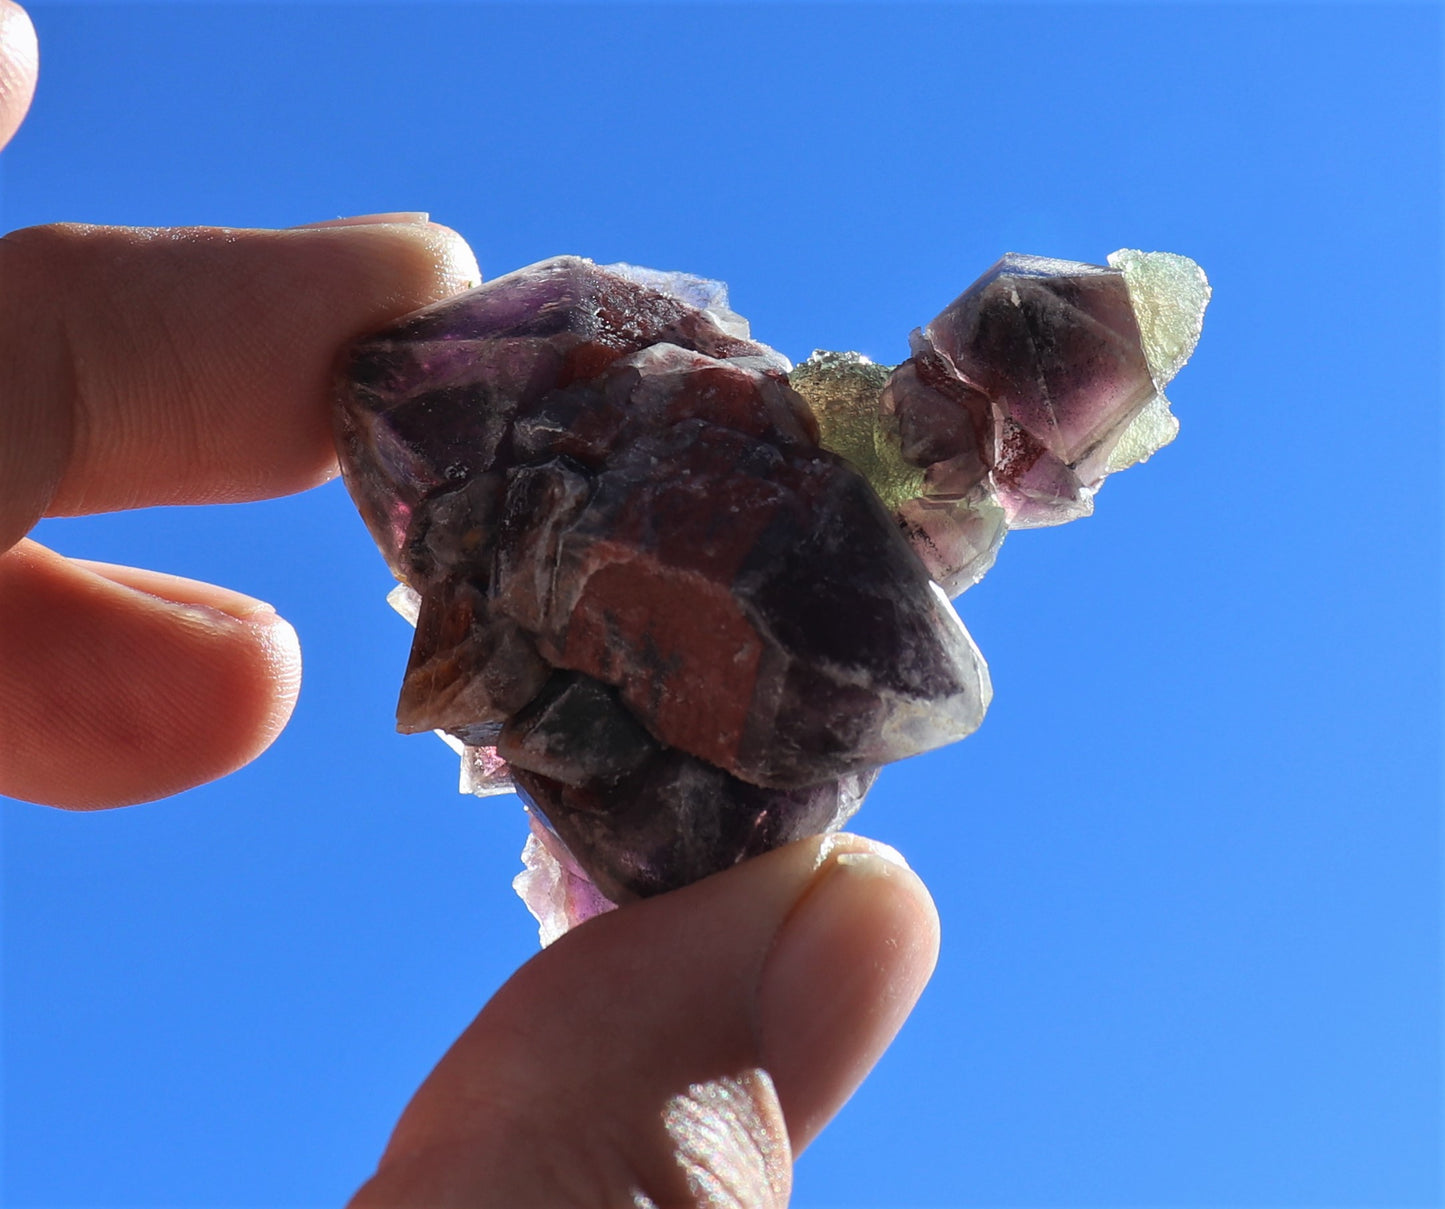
[0,219,479,551]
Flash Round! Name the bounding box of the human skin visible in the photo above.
[0,3,939,1202]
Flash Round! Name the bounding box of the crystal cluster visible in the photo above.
[334,251,1208,936]
[789,251,1209,594]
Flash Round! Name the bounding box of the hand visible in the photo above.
[0,4,940,1203]
[0,5,477,810]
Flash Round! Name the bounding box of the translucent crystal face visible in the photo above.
[788,352,924,512]
[1108,249,1212,389]
[335,249,1208,938]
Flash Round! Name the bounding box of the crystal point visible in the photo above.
[1107,249,1212,388]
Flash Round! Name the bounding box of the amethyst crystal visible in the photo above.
[334,251,1208,931]
[336,257,989,905]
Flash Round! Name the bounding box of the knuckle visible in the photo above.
[0,227,88,548]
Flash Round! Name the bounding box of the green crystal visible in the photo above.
[1107,249,1211,388]
[790,350,925,512]
[1101,250,1211,472]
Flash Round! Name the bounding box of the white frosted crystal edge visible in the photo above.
[1001,486,1095,530]
[386,581,422,625]
[863,578,991,758]
[830,772,870,833]
[604,261,754,341]
[1108,249,1211,389]
[728,350,794,374]
[513,813,618,946]
[460,744,516,797]
[1105,391,1181,474]
[1001,252,1116,279]
[932,579,993,715]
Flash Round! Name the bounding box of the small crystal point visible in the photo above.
[1107,249,1212,389]
[460,744,514,798]
[1100,250,1211,472]
[513,814,618,944]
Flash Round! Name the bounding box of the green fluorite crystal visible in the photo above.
[789,351,924,512]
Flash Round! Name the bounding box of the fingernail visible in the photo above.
[755,838,939,1147]
[167,596,280,630]
[72,559,281,625]
[812,831,911,872]
[286,218,482,294]
[290,212,432,229]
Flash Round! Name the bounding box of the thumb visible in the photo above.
[350,833,940,1208]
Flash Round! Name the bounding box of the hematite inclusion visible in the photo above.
[334,251,1209,937]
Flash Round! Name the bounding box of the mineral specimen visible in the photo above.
[334,250,1208,936]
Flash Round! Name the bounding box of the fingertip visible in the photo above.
[756,836,940,1151]
[358,832,938,1205]
[281,219,480,301]
[0,543,304,808]
[0,0,37,151]
[241,605,302,755]
[69,558,305,744]
[0,220,481,529]
[424,222,483,292]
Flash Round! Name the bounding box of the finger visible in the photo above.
[350,833,940,1208]
[0,540,300,808]
[0,0,37,151]
[0,219,480,552]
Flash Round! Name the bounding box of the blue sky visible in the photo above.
[3,3,1441,1206]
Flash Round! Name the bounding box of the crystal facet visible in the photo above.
[336,249,1208,938]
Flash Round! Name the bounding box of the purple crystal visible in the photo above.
[336,257,988,904]
[934,255,1151,516]
[862,251,1204,591]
